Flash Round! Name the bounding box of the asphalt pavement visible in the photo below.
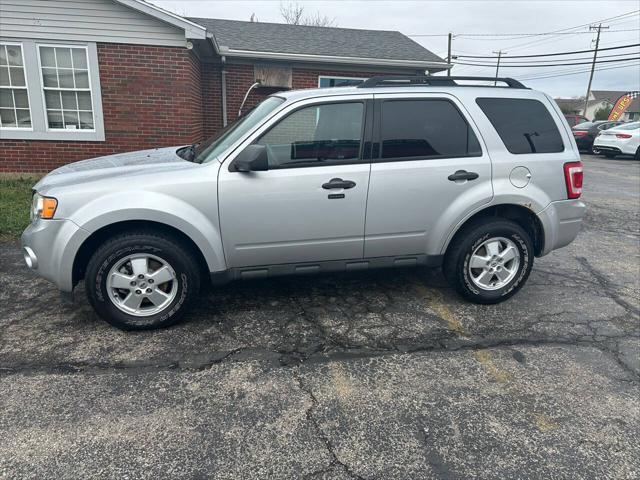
[1,154,638,479]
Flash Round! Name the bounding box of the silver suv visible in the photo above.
[22,76,586,330]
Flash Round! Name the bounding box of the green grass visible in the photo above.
[0,176,38,239]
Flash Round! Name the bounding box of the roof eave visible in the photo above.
[218,47,449,70]
[113,0,207,39]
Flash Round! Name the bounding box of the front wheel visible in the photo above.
[85,231,201,330]
[443,219,534,304]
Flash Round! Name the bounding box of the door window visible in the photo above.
[476,98,564,154]
[379,99,482,160]
[256,102,364,168]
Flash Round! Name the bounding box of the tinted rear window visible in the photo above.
[476,98,564,154]
[380,99,482,160]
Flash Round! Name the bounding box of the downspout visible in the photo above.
[221,55,228,127]
[207,34,228,128]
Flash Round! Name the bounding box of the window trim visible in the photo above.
[372,97,484,163]
[247,99,370,170]
[317,75,367,88]
[0,38,104,141]
[37,43,96,133]
[0,42,33,131]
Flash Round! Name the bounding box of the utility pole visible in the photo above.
[493,50,505,85]
[583,23,609,118]
[447,32,453,75]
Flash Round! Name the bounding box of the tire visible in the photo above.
[635,147,639,161]
[85,231,201,330]
[443,219,534,304]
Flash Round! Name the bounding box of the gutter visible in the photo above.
[217,46,450,70]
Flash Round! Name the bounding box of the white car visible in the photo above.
[593,121,640,159]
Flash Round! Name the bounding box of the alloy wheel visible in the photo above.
[106,254,178,316]
[468,237,521,291]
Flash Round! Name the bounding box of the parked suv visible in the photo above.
[22,76,586,330]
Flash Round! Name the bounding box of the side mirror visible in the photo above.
[233,144,268,172]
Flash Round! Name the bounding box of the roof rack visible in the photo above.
[356,75,527,89]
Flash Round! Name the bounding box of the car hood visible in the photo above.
[34,146,199,192]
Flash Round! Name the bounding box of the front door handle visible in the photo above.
[448,170,479,182]
[322,178,356,190]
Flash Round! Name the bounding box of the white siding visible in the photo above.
[0,0,187,47]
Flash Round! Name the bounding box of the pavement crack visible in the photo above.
[0,348,244,377]
[576,256,639,318]
[295,371,367,480]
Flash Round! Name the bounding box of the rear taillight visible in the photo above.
[615,133,632,139]
[564,161,583,199]
[572,130,588,137]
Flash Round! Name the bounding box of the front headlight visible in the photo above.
[31,192,58,221]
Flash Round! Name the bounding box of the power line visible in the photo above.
[466,52,637,65]
[408,29,639,38]
[455,43,640,59]
[452,56,640,68]
[496,10,639,52]
[517,58,640,78]
[519,62,640,81]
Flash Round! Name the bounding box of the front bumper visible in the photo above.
[21,219,90,292]
[537,199,586,256]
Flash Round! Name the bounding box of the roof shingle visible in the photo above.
[189,17,445,64]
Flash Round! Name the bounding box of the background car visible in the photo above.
[593,122,640,159]
[572,120,625,153]
[564,114,589,127]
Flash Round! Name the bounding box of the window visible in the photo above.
[0,40,103,141]
[380,99,481,160]
[195,97,285,163]
[256,102,364,168]
[476,98,564,154]
[0,44,31,129]
[39,46,94,130]
[318,76,365,88]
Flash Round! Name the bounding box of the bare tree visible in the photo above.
[279,2,336,27]
[249,13,259,22]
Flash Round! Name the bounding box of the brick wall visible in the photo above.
[221,64,414,126]
[1,45,418,173]
[1,43,204,173]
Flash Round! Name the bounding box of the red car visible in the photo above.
[564,114,589,127]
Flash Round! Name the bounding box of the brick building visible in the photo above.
[0,0,448,173]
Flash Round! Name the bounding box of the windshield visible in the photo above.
[195,96,285,163]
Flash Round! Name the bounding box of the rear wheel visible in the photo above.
[443,219,534,304]
[85,231,201,330]
[635,147,639,160]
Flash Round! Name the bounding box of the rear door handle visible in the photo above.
[448,170,479,182]
[322,178,356,190]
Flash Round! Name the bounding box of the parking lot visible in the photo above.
[0,154,638,479]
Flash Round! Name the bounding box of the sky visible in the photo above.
[149,0,640,98]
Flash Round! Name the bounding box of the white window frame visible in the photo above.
[0,42,32,131]
[0,38,104,141]
[37,43,96,133]
[317,75,367,88]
